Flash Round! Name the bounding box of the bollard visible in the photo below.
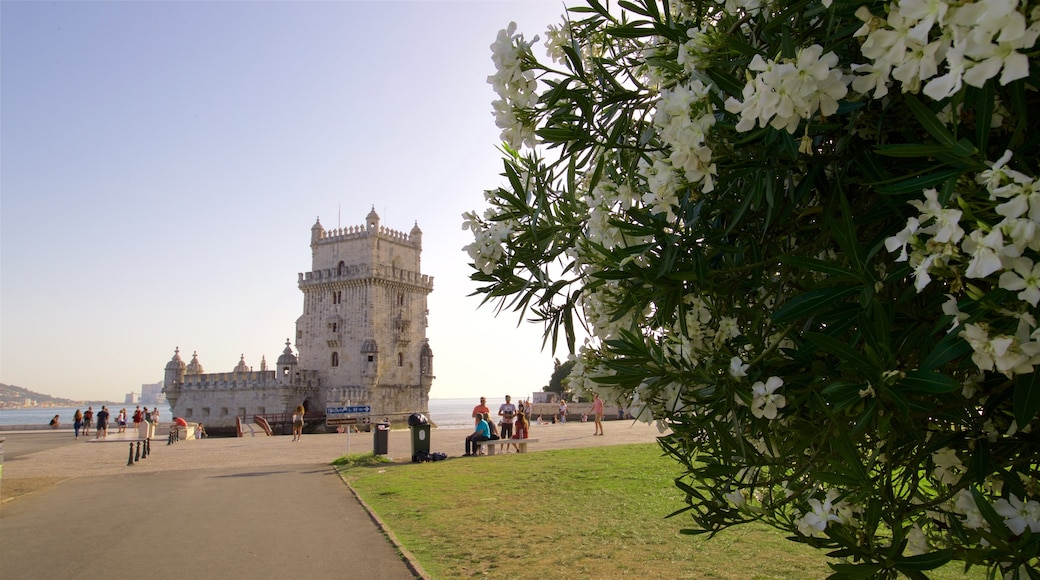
[168,430,172,445]
[135,440,141,462]
[128,443,135,466]
[144,438,150,458]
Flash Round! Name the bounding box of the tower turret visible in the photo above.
[366,206,380,231]
[276,338,298,385]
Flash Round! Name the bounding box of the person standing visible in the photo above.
[591,393,605,436]
[83,406,94,437]
[95,406,110,439]
[149,407,159,438]
[471,397,490,426]
[558,399,568,424]
[464,413,491,456]
[292,404,305,442]
[117,408,127,433]
[73,409,83,439]
[132,406,143,432]
[498,395,517,440]
[509,411,530,453]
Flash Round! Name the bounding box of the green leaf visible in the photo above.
[874,144,954,158]
[920,331,972,371]
[1014,371,1040,427]
[805,332,876,373]
[874,168,963,195]
[772,286,859,324]
[779,255,856,278]
[894,549,955,571]
[904,93,958,148]
[898,370,961,394]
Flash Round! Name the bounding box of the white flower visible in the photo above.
[729,356,749,378]
[931,448,963,485]
[954,489,988,530]
[886,217,920,262]
[751,376,786,420]
[797,490,843,536]
[998,257,1040,306]
[993,493,1040,535]
[725,490,746,508]
[962,228,1006,279]
[906,524,929,556]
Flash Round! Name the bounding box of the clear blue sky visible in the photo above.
[1,0,574,402]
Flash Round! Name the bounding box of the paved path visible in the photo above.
[0,463,418,579]
[0,421,665,579]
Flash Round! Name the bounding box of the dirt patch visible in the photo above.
[1,477,67,504]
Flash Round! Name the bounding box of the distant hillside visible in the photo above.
[0,383,81,406]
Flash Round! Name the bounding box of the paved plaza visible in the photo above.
[1,421,665,579]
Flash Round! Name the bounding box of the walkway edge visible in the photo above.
[336,467,430,580]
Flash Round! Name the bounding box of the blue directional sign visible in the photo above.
[326,405,371,414]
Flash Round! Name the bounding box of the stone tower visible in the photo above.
[295,207,435,419]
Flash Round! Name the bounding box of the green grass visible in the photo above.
[331,451,393,468]
[339,444,986,579]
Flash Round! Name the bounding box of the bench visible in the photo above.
[474,438,539,455]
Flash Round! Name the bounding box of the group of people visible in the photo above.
[67,405,160,439]
[466,393,607,445]
[463,395,532,456]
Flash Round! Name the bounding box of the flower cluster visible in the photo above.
[488,22,539,150]
[724,45,848,134]
[853,0,1040,100]
[886,151,1040,378]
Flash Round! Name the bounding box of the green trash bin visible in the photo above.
[408,413,431,462]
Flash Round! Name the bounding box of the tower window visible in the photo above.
[331,352,339,367]
[398,293,404,306]
[367,354,374,362]
[398,352,404,367]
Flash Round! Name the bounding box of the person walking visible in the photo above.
[95,406,110,439]
[83,406,94,437]
[591,393,605,436]
[117,408,127,433]
[73,409,83,439]
[292,404,305,442]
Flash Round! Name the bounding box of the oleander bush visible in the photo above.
[463,0,1040,577]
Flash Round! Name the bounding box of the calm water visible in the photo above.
[0,399,478,430]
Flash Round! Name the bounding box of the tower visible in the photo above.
[295,207,435,419]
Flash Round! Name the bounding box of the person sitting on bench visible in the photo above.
[464,413,491,456]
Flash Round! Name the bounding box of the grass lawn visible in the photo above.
[339,444,986,579]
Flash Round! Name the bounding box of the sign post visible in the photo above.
[327,405,372,456]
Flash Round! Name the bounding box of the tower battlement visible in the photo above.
[298,263,433,289]
[314,224,419,246]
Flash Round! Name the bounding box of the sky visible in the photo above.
[0,0,579,403]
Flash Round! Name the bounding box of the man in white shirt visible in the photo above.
[498,395,517,439]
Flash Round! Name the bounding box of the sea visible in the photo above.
[0,398,478,431]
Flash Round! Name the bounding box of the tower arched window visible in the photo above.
[337,261,346,276]
[331,352,339,367]
[398,352,404,367]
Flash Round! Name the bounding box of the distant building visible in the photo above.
[162,208,435,431]
[140,382,165,405]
